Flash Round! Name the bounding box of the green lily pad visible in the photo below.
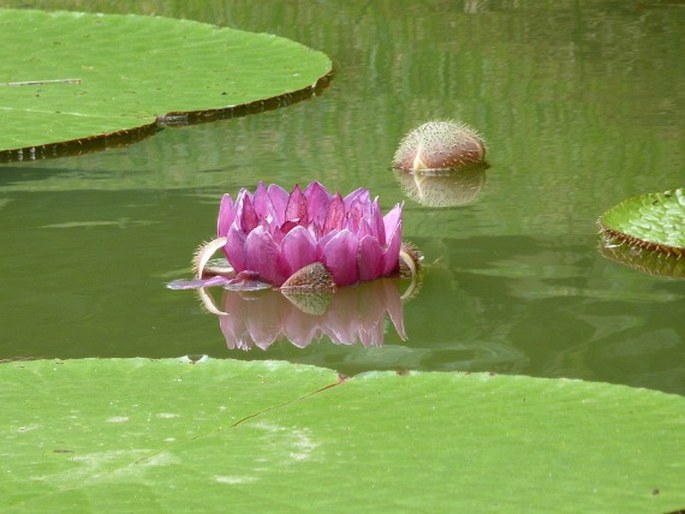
[1,358,684,512]
[598,188,685,258]
[0,9,331,160]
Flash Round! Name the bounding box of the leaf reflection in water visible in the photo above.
[199,278,409,350]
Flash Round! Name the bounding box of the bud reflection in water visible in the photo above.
[393,166,486,208]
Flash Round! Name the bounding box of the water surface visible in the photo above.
[1,1,683,394]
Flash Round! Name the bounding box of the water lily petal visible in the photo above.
[244,225,288,286]
[322,229,360,286]
[344,187,370,209]
[224,224,247,272]
[267,183,290,225]
[236,191,258,233]
[304,181,332,227]
[369,198,386,244]
[382,202,403,237]
[285,184,307,225]
[344,188,371,233]
[216,193,235,237]
[382,208,403,276]
[280,225,318,277]
[323,193,345,234]
[356,217,375,240]
[252,181,271,220]
[357,234,384,282]
[315,230,337,259]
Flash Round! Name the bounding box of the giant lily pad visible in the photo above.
[1,358,684,512]
[0,9,332,160]
[598,188,685,258]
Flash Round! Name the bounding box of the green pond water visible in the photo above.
[1,1,683,394]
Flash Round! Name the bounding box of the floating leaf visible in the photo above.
[598,188,685,258]
[0,9,332,160]
[1,358,684,512]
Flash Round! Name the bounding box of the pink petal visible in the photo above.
[285,184,307,225]
[323,193,345,234]
[252,181,271,220]
[381,207,402,276]
[244,226,288,286]
[357,217,375,239]
[370,198,386,244]
[383,202,403,238]
[267,183,290,225]
[216,194,235,237]
[344,202,362,234]
[343,187,370,209]
[224,224,247,272]
[357,235,384,282]
[279,225,317,277]
[322,229,360,286]
[315,231,337,259]
[236,191,258,233]
[304,181,332,227]
[343,188,371,232]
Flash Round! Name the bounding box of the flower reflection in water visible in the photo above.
[197,278,410,351]
[168,181,422,352]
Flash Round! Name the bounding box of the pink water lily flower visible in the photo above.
[210,181,404,288]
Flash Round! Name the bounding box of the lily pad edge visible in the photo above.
[3,355,683,400]
[598,187,685,259]
[0,73,333,163]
